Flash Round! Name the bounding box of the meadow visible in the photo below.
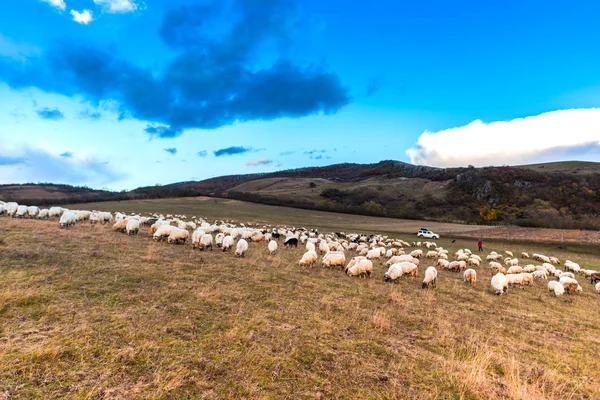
[1,199,599,399]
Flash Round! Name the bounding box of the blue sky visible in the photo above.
[1,0,600,190]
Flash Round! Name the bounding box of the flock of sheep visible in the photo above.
[1,200,599,297]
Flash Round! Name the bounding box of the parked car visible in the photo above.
[417,228,440,239]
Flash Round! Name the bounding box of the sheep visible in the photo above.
[284,237,299,248]
[38,209,49,219]
[387,255,419,266]
[548,281,565,297]
[298,250,318,267]
[153,225,175,241]
[26,206,40,218]
[15,205,28,217]
[222,235,235,252]
[505,251,513,257]
[506,273,524,287]
[250,232,265,242]
[437,259,450,269]
[448,260,467,272]
[549,256,560,265]
[235,239,249,257]
[366,248,382,261]
[5,202,19,217]
[491,272,508,295]
[464,269,477,287]
[306,242,316,252]
[467,257,480,267]
[322,251,346,268]
[167,228,189,244]
[596,282,600,294]
[384,262,418,281]
[59,211,77,228]
[198,234,213,250]
[532,270,548,280]
[422,266,438,289]
[559,277,579,293]
[590,272,600,284]
[215,233,225,248]
[523,264,536,273]
[76,210,92,222]
[268,240,278,255]
[504,258,519,267]
[346,259,373,277]
[521,252,529,259]
[345,256,367,272]
[520,273,534,286]
[507,266,524,274]
[564,261,581,274]
[425,251,438,258]
[191,229,206,248]
[410,249,424,259]
[113,219,128,233]
[489,262,506,275]
[126,219,140,235]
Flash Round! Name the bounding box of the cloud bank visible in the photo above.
[70,9,93,24]
[406,109,600,167]
[0,0,349,138]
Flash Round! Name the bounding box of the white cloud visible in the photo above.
[406,109,600,167]
[246,159,273,166]
[70,9,93,24]
[41,0,66,11]
[93,0,139,13]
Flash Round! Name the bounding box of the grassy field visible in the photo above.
[1,208,600,399]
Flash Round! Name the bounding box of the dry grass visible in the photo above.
[1,216,599,399]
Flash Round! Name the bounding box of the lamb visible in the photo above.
[384,262,418,281]
[521,252,529,259]
[322,251,346,268]
[167,228,189,244]
[548,281,565,297]
[153,224,175,241]
[222,235,235,252]
[491,272,509,295]
[268,240,278,255]
[198,234,213,250]
[235,239,249,257]
[126,219,140,235]
[422,266,438,289]
[346,259,373,277]
[298,250,318,267]
[26,206,40,218]
[59,211,77,228]
[464,269,477,287]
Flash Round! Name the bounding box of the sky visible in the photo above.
[1,0,600,190]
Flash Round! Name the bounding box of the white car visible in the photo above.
[417,228,440,239]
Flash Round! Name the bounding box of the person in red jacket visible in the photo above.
[477,239,483,252]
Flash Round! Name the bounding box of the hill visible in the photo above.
[2,160,600,229]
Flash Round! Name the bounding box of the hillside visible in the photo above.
[2,160,600,229]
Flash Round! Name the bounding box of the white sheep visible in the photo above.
[167,228,189,244]
[26,206,40,218]
[306,242,316,252]
[15,205,28,217]
[507,266,524,274]
[345,256,367,272]
[59,211,77,228]
[198,234,213,250]
[595,282,600,294]
[235,239,249,257]
[322,251,346,268]
[422,266,438,289]
[464,269,477,287]
[548,281,565,297]
[532,270,548,280]
[346,259,373,277]
[521,252,529,259]
[410,249,424,258]
[268,240,278,255]
[153,224,175,241]
[559,276,579,293]
[384,262,418,281]
[215,233,225,248]
[387,255,419,266]
[126,219,140,235]
[222,236,235,252]
[38,209,49,219]
[491,272,508,295]
[298,250,318,267]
